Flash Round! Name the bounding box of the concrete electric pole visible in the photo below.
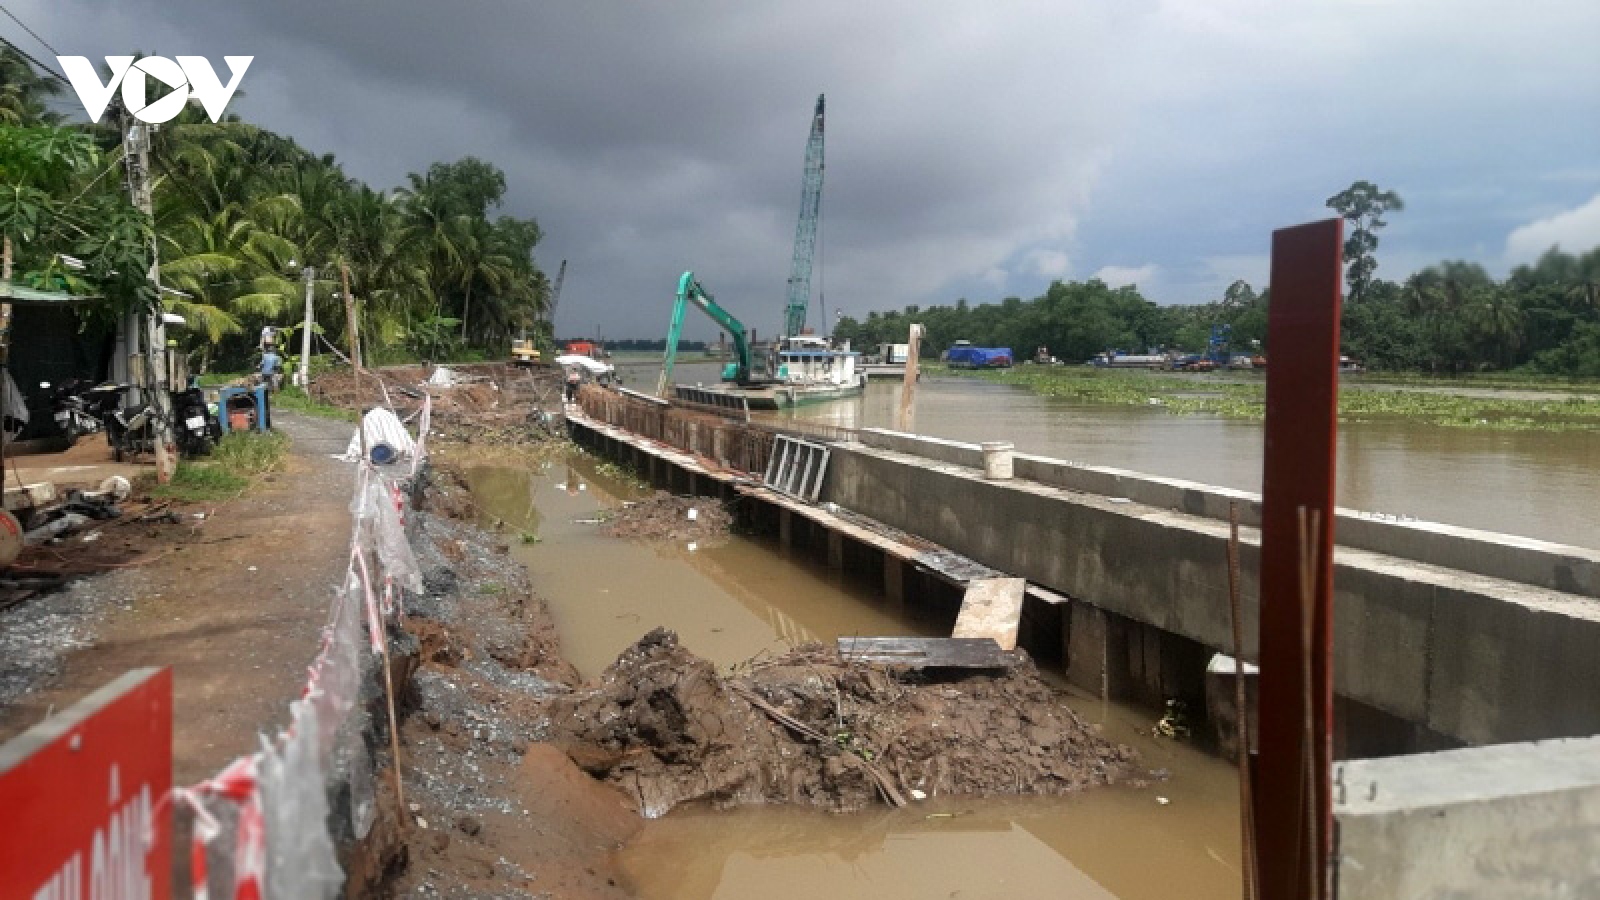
[296,265,314,387]
[121,115,177,482]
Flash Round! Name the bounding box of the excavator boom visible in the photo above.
[658,271,753,396]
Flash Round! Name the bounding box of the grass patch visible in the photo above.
[146,431,292,503]
[944,365,1600,431]
[147,463,250,502]
[211,430,291,475]
[272,385,358,421]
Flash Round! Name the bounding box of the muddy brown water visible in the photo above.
[655,361,1600,549]
[466,459,1242,900]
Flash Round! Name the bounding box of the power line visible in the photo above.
[0,2,61,59]
[0,29,69,86]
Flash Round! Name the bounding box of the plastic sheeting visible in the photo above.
[177,395,433,899]
[344,407,417,465]
[258,702,342,900]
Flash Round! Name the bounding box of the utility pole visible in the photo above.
[296,265,314,387]
[340,261,362,372]
[121,113,177,482]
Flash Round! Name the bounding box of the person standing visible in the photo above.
[564,366,582,405]
[260,348,283,391]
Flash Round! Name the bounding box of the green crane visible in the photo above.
[657,271,754,396]
[783,94,825,339]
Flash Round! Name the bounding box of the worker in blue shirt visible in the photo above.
[260,349,283,390]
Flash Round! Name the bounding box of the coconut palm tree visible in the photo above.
[0,48,62,126]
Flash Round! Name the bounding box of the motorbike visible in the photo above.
[43,380,126,445]
[172,384,220,456]
[102,384,219,461]
[105,398,155,462]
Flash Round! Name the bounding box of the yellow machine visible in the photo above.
[510,338,541,367]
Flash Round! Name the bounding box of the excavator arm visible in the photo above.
[657,271,754,396]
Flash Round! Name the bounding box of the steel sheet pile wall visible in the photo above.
[577,386,776,474]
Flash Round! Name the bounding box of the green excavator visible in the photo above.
[656,271,759,397]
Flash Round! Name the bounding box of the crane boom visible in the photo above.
[658,271,754,396]
[548,259,567,319]
[783,94,825,339]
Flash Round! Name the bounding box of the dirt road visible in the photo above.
[0,412,357,784]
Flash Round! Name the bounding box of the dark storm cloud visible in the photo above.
[17,0,1600,336]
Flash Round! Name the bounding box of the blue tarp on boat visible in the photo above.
[946,346,1013,368]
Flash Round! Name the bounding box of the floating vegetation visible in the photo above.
[947,366,1600,431]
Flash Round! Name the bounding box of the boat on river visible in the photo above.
[675,335,864,409]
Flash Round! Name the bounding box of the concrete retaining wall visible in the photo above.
[825,438,1600,746]
[856,428,1600,598]
[1334,737,1600,898]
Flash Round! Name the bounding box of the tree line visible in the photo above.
[836,181,1600,376]
[0,48,550,373]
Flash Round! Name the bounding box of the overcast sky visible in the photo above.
[16,0,1600,340]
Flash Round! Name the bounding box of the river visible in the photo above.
[638,359,1600,548]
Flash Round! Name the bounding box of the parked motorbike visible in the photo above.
[42,380,128,445]
[106,391,219,461]
[172,385,220,456]
[105,399,155,462]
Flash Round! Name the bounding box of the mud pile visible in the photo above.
[310,364,561,425]
[545,629,1136,816]
[601,493,732,544]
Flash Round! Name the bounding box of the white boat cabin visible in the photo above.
[772,335,859,387]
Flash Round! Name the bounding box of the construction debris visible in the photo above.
[545,629,1136,817]
[599,492,733,544]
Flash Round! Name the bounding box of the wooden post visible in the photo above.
[896,324,923,432]
[883,553,905,603]
[1253,219,1342,900]
[341,261,363,372]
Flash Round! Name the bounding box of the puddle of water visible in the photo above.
[466,455,1241,900]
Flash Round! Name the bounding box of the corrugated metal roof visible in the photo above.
[0,283,93,305]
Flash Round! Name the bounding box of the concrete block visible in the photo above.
[1425,581,1600,745]
[952,577,1025,651]
[1335,737,1600,899]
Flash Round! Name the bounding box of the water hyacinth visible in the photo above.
[943,366,1600,432]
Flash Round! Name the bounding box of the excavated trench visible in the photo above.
[464,454,1245,900]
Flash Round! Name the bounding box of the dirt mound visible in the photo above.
[600,493,733,544]
[545,629,1136,816]
[309,365,562,425]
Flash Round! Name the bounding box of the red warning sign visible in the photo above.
[0,667,173,900]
